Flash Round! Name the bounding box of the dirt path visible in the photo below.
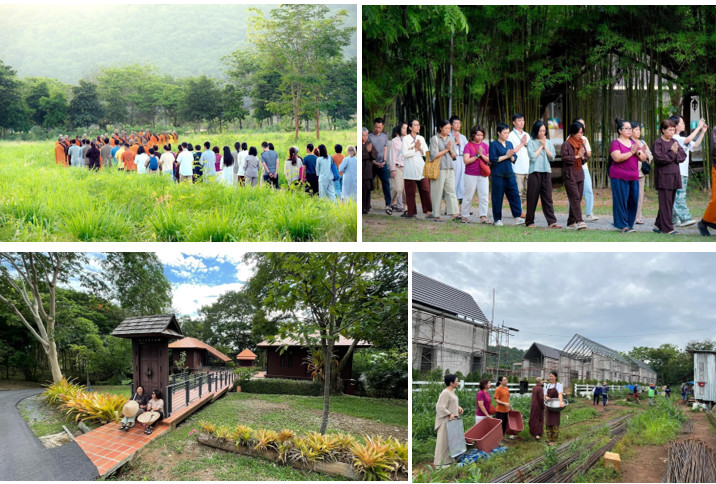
[619,408,716,483]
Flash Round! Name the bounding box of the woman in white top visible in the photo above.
[142,389,164,435]
[401,119,432,218]
[544,371,564,445]
[159,146,175,181]
[339,146,357,202]
[135,146,148,175]
[235,142,248,186]
[220,146,236,186]
[390,123,407,212]
[284,147,302,186]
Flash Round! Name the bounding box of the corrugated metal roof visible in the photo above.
[412,271,489,324]
[111,314,183,339]
[168,337,231,362]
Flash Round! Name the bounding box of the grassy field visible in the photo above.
[114,392,408,481]
[364,186,715,242]
[0,130,357,241]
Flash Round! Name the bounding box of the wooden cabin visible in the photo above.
[168,337,231,371]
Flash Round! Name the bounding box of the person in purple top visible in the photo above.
[475,378,493,424]
[609,118,647,232]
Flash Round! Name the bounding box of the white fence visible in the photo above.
[413,380,535,398]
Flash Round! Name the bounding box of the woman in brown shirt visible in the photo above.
[560,122,590,230]
[652,118,686,234]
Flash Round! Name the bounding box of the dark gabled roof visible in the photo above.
[111,314,183,339]
[412,271,489,325]
[523,342,563,361]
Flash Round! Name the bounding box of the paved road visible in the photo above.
[367,199,704,234]
[0,389,98,481]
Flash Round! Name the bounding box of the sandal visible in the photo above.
[385,207,392,215]
[480,216,488,224]
[460,217,469,223]
[548,223,563,229]
[526,224,536,228]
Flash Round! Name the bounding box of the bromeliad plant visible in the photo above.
[198,424,408,481]
[43,378,128,424]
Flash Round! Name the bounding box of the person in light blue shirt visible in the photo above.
[200,141,216,181]
[316,144,336,200]
[260,141,280,188]
[525,120,560,228]
[110,143,121,166]
[449,115,468,202]
[68,140,83,168]
[338,146,357,202]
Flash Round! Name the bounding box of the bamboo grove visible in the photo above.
[363,6,716,187]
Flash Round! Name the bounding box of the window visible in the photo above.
[420,347,433,373]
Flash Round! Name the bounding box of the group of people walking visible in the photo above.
[363,114,716,235]
[433,372,565,467]
[52,131,357,202]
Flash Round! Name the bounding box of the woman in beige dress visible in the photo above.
[434,374,463,467]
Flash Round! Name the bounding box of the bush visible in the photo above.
[361,350,408,399]
[237,378,322,396]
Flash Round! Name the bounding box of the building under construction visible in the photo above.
[412,272,494,376]
[521,334,657,389]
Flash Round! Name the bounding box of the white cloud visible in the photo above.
[171,282,247,316]
[155,250,256,282]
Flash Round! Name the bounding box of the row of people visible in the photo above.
[54,135,357,202]
[434,372,565,467]
[363,114,714,234]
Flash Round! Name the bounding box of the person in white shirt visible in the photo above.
[401,119,432,218]
[449,115,468,208]
[507,113,530,217]
[176,142,194,183]
[220,146,236,186]
[159,145,175,181]
[389,123,407,212]
[135,146,148,175]
[670,115,707,227]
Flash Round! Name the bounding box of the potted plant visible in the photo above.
[233,367,257,392]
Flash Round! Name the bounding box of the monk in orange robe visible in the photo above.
[129,142,139,154]
[698,127,716,236]
[54,136,67,165]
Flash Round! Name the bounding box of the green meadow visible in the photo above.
[0,130,357,242]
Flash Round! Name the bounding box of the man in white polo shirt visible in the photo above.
[507,113,530,217]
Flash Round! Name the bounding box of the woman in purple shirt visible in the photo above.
[610,118,646,232]
[475,378,493,424]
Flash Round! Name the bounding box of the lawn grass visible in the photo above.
[0,130,357,242]
[113,392,406,481]
[364,186,715,242]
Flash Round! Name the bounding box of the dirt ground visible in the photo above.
[619,407,716,483]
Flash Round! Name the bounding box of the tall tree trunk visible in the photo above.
[293,83,300,140]
[315,93,320,140]
[320,338,334,435]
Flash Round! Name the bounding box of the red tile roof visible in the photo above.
[168,337,231,362]
[236,348,257,360]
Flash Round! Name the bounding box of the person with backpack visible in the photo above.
[146,148,160,174]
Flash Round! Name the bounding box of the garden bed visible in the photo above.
[198,433,361,480]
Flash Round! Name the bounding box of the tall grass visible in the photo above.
[0,130,357,241]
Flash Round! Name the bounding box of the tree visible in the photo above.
[199,289,257,353]
[0,253,89,383]
[249,5,355,139]
[39,91,69,129]
[24,79,50,126]
[245,252,407,434]
[101,253,172,316]
[69,80,103,128]
[0,60,32,135]
[180,75,223,131]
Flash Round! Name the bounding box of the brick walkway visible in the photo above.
[75,421,170,477]
[76,374,233,477]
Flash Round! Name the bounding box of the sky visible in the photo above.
[83,251,254,317]
[413,252,716,353]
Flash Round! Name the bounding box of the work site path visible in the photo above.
[619,408,716,483]
[0,388,98,481]
[366,199,702,234]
